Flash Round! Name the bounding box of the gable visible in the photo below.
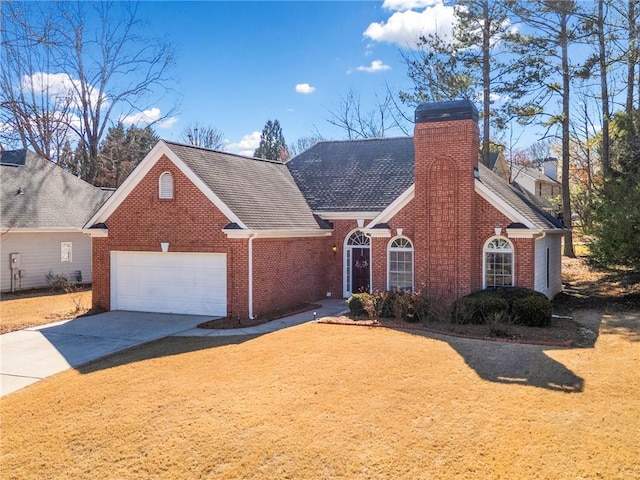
[87,141,326,233]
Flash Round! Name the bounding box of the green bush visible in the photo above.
[512,294,552,327]
[451,287,552,327]
[451,293,508,325]
[347,293,375,318]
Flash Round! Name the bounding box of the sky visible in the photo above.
[123,0,459,155]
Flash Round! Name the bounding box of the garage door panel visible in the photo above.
[111,252,227,316]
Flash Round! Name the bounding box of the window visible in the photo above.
[61,242,72,263]
[159,172,174,199]
[484,237,513,288]
[388,237,414,292]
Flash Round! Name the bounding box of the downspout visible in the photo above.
[248,233,256,320]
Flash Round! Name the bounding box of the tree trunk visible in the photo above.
[599,0,611,177]
[627,0,636,114]
[482,0,491,167]
[561,12,575,257]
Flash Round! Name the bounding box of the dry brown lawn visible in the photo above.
[2,310,639,479]
[0,289,92,334]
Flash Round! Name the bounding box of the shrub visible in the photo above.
[44,271,73,293]
[375,290,396,318]
[347,293,375,318]
[512,294,552,327]
[451,287,552,327]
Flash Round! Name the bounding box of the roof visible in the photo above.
[1,150,111,230]
[286,137,561,230]
[477,164,564,230]
[512,164,560,184]
[286,137,415,212]
[163,142,324,230]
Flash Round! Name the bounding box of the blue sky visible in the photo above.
[131,0,453,155]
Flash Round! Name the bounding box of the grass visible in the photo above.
[0,289,92,334]
[2,313,639,479]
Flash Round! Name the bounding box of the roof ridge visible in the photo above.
[163,139,285,165]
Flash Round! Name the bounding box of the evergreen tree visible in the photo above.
[254,120,289,161]
[95,123,159,187]
[400,0,511,166]
[588,110,640,268]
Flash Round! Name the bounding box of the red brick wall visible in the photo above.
[92,155,247,315]
[474,195,536,290]
[413,119,479,300]
[251,237,330,316]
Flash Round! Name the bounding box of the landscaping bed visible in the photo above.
[319,313,594,347]
[197,302,322,329]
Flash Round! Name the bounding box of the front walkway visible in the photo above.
[173,298,348,337]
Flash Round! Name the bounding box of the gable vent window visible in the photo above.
[159,172,174,199]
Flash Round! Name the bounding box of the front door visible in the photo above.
[344,230,371,296]
[351,247,370,293]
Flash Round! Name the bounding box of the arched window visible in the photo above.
[159,172,174,199]
[388,237,414,292]
[484,236,514,288]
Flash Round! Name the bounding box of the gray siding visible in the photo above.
[0,232,92,292]
[534,233,563,298]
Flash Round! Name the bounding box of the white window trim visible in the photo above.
[482,235,515,289]
[159,171,174,200]
[343,229,372,297]
[387,236,414,292]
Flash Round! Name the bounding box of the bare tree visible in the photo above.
[327,89,409,140]
[0,1,177,184]
[288,135,323,157]
[181,122,225,150]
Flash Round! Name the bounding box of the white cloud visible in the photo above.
[295,83,316,94]
[364,0,456,48]
[225,131,261,157]
[119,108,178,129]
[356,60,391,73]
[383,0,441,11]
[21,72,105,109]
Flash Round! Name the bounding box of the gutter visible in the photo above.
[248,233,256,320]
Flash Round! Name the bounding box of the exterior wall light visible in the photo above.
[332,245,338,254]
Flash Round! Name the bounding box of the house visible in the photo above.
[85,100,565,318]
[1,149,112,292]
[488,151,510,181]
[511,158,562,214]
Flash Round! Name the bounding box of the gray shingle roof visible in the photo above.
[513,164,560,183]
[286,137,561,230]
[478,164,564,230]
[1,150,112,229]
[164,142,323,230]
[286,137,415,212]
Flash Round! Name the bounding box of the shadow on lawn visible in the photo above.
[400,328,588,393]
[443,336,584,393]
[77,335,259,375]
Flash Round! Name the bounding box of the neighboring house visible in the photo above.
[86,100,565,318]
[511,158,562,214]
[1,150,111,292]
[488,151,510,182]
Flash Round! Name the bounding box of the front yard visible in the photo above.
[1,257,639,478]
[1,311,639,478]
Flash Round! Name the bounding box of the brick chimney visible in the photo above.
[413,100,480,299]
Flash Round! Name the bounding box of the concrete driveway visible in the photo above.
[0,311,213,397]
[0,299,349,397]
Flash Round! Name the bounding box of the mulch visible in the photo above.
[318,314,596,348]
[197,303,322,330]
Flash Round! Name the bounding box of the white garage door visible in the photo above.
[111,252,227,316]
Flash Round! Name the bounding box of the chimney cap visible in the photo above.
[415,100,478,124]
